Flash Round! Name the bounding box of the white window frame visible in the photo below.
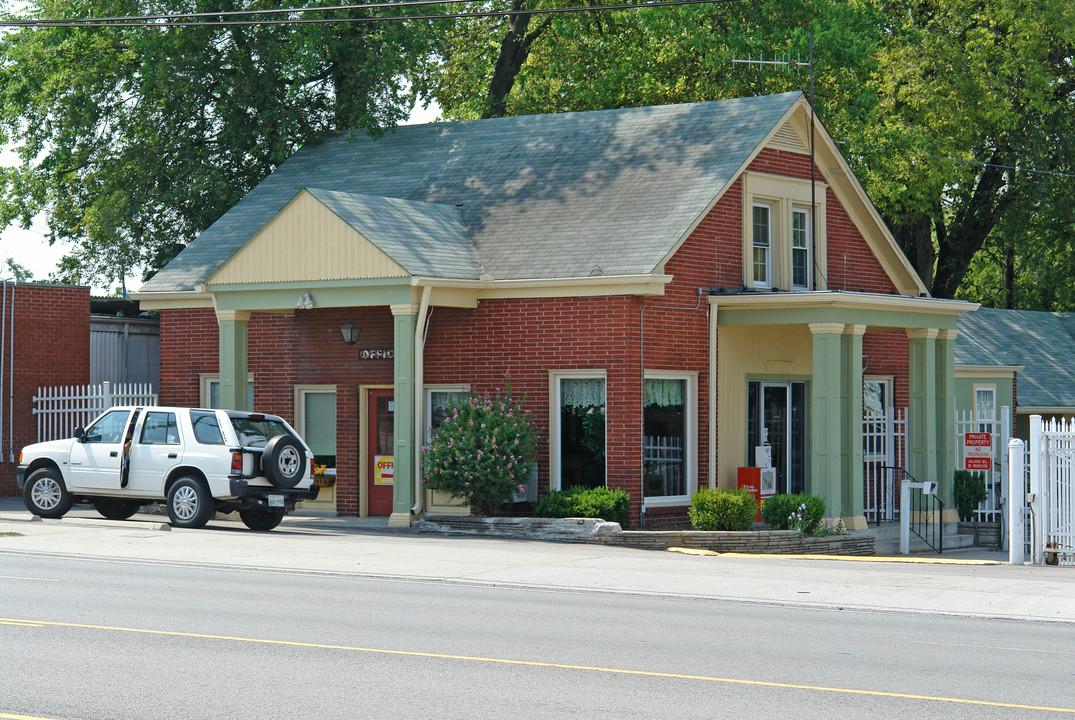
[425,385,470,440]
[752,203,773,289]
[642,371,697,506]
[200,373,254,411]
[974,384,997,433]
[791,206,812,290]
[549,370,607,491]
[741,172,828,291]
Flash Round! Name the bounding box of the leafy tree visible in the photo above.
[0,0,432,288]
[4,257,32,281]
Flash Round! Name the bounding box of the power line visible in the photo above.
[0,0,743,28]
[835,140,1075,180]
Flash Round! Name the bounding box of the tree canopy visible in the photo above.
[0,0,431,291]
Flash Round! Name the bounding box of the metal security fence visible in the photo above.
[955,407,1011,523]
[33,381,157,442]
[863,408,907,523]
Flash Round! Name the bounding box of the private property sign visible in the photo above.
[964,433,992,471]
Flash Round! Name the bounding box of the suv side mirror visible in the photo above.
[74,428,86,442]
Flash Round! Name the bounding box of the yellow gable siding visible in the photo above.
[208,190,409,285]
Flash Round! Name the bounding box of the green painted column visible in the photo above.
[841,324,865,520]
[906,328,938,488]
[935,329,957,511]
[388,305,418,528]
[216,310,250,411]
[810,323,845,516]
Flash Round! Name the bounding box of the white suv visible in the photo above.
[17,406,316,531]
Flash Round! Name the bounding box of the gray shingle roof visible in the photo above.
[141,92,802,292]
[957,307,1075,409]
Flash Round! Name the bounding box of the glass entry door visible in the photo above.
[748,381,806,495]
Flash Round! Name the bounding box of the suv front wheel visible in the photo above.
[166,476,214,529]
[24,467,74,519]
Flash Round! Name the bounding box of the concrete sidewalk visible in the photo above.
[3,497,1073,624]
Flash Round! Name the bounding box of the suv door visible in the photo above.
[68,409,136,490]
[127,410,184,494]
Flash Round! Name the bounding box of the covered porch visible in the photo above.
[711,291,978,529]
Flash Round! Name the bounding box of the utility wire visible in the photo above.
[0,0,744,28]
[836,140,1075,180]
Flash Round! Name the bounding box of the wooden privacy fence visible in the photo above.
[33,381,157,442]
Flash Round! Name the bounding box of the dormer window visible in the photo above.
[741,172,827,292]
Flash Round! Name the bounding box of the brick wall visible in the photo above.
[0,283,90,495]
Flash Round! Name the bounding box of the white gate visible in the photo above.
[1014,415,1075,565]
[863,407,907,522]
[33,381,157,442]
[955,406,1011,523]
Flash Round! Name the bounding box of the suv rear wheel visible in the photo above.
[239,508,285,531]
[166,476,214,529]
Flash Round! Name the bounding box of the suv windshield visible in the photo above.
[229,417,289,448]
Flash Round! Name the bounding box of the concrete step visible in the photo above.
[867,521,981,555]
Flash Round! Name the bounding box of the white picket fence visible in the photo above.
[33,381,157,442]
[1010,415,1075,565]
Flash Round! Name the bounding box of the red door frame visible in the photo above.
[366,388,395,516]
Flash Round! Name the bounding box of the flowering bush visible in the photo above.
[760,493,826,535]
[422,388,538,516]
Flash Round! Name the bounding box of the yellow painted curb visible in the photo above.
[710,552,1002,565]
[667,547,721,556]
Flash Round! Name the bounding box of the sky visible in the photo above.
[0,100,443,296]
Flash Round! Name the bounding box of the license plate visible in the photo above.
[267,495,285,508]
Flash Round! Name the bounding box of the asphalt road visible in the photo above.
[2,552,1074,719]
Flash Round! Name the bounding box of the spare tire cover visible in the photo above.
[262,434,306,488]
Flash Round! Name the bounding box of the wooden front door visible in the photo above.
[367,389,395,516]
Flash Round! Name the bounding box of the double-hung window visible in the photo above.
[752,204,772,288]
[791,208,811,289]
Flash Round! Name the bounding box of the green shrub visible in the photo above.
[954,470,987,521]
[761,493,826,535]
[534,486,630,526]
[688,487,757,531]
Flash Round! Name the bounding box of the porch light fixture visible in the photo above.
[339,321,361,346]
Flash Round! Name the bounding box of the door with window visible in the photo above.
[367,389,395,516]
[747,381,806,495]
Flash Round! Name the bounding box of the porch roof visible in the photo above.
[710,289,977,330]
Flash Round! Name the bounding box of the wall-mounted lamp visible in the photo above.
[339,321,361,346]
[296,292,314,310]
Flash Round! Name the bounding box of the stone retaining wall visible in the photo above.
[417,516,876,555]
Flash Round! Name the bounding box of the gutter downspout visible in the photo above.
[9,279,15,462]
[411,284,432,517]
[639,287,707,528]
[0,281,6,459]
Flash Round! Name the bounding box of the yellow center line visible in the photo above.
[0,713,61,720]
[3,616,1073,714]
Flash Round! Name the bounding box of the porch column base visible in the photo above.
[842,515,868,532]
[388,511,416,528]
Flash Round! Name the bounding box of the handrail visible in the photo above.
[882,465,945,554]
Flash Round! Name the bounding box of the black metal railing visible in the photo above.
[880,466,944,553]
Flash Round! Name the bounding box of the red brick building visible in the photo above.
[136,93,975,528]
[0,283,90,496]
